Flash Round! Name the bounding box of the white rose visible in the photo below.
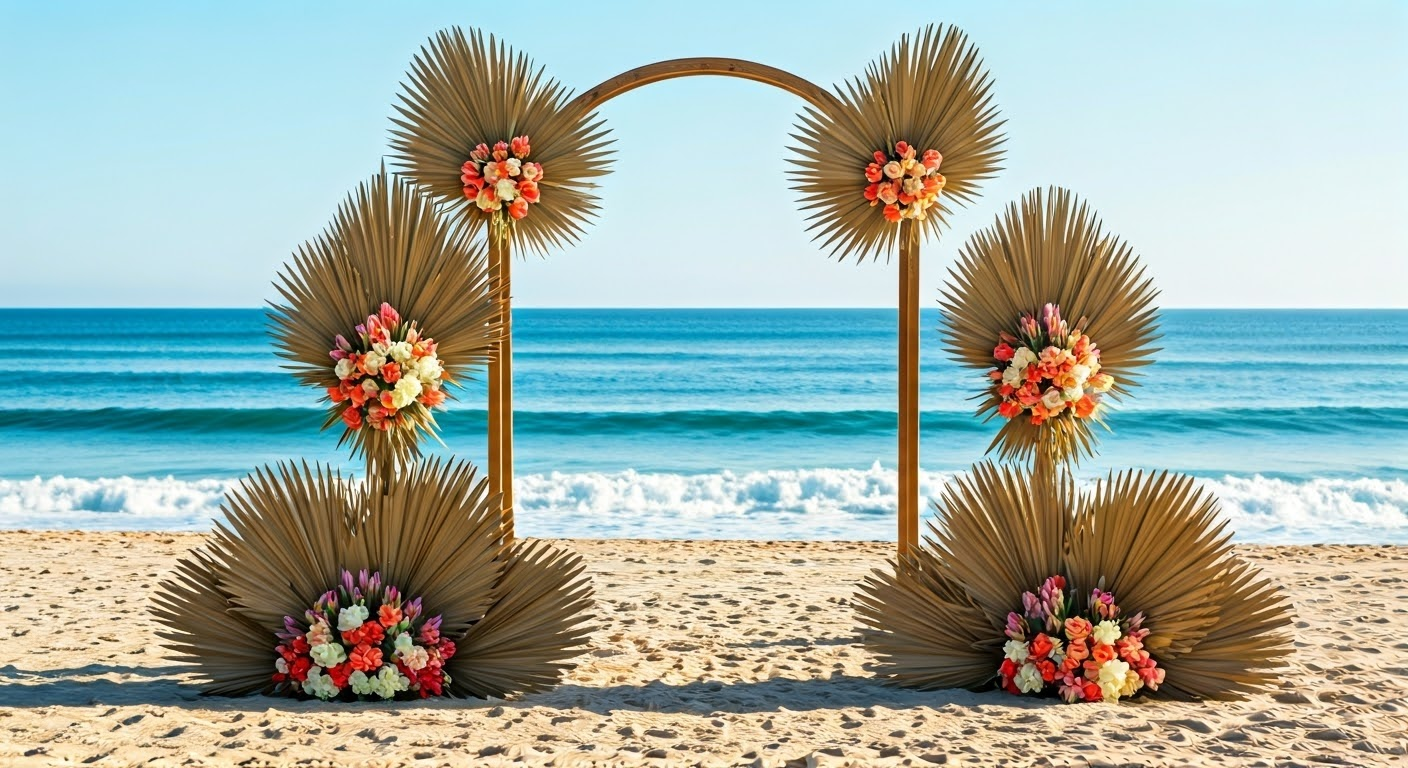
[416,356,443,382]
[1041,387,1066,410]
[1063,384,1084,402]
[1092,620,1121,646]
[391,376,423,409]
[334,358,356,380]
[504,158,522,176]
[388,341,413,363]
[337,604,369,632]
[495,178,518,201]
[1070,363,1091,385]
[309,642,346,667]
[362,352,386,376]
[1003,639,1029,663]
[883,161,903,179]
[373,342,389,355]
[1015,662,1044,693]
[1001,364,1025,389]
[1012,347,1038,369]
[1097,659,1131,701]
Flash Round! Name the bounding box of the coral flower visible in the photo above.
[380,362,401,384]
[379,604,402,628]
[1029,633,1054,660]
[993,342,1015,362]
[341,408,363,430]
[882,204,903,223]
[508,198,530,220]
[517,180,540,204]
[1091,643,1117,665]
[510,135,531,158]
[419,388,447,408]
[349,644,383,673]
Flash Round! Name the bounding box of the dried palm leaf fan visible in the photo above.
[789,24,1005,263]
[267,169,502,479]
[151,457,596,698]
[940,186,1160,466]
[856,462,1292,699]
[389,26,614,253]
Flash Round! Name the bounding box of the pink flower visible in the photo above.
[521,162,543,181]
[922,149,942,170]
[510,135,531,158]
[517,180,540,204]
[470,143,490,162]
[491,141,509,161]
[379,303,400,327]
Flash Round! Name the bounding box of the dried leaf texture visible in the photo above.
[390,27,614,256]
[267,169,502,472]
[790,24,1005,263]
[939,187,1160,465]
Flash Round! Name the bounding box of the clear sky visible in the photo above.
[1,0,1404,308]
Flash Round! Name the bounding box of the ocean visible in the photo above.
[1,308,1404,543]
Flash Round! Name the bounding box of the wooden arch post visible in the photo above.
[490,59,922,556]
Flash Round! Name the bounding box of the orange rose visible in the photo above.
[1064,617,1092,640]
[1092,642,1116,665]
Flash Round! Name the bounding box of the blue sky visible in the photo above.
[1,0,1404,308]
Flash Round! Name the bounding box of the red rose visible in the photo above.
[1029,633,1054,660]
[288,656,312,683]
[1082,682,1102,702]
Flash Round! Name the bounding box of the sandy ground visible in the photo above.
[0,533,1404,767]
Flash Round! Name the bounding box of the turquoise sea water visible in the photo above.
[1,308,1404,542]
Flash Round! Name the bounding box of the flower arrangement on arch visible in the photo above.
[990,303,1114,427]
[999,575,1164,703]
[328,302,447,433]
[863,141,945,223]
[461,136,543,228]
[273,569,456,701]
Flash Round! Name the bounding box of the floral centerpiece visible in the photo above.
[863,141,945,223]
[990,303,1114,426]
[460,135,543,231]
[272,569,456,700]
[999,575,1164,702]
[327,302,447,434]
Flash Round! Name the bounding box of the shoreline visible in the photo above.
[1,533,1405,766]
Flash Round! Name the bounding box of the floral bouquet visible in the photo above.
[327,302,447,434]
[990,303,1114,427]
[461,135,543,228]
[863,140,945,223]
[272,569,456,700]
[999,575,1164,703]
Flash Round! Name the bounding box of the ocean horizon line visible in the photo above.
[3,305,1407,312]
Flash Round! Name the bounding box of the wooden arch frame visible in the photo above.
[487,58,923,555]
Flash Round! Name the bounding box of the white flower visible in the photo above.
[306,619,334,647]
[495,178,518,202]
[302,667,340,700]
[1097,659,1131,701]
[391,376,423,409]
[1092,620,1121,646]
[1041,387,1066,410]
[504,158,522,176]
[416,356,443,382]
[349,670,374,696]
[337,604,369,632]
[1015,662,1044,693]
[1001,364,1025,388]
[1048,638,1066,666]
[1070,363,1091,386]
[388,341,413,363]
[1012,347,1038,369]
[1063,384,1084,402]
[309,642,346,667]
[371,666,410,699]
[398,644,430,672]
[334,358,356,380]
[883,161,904,179]
[901,177,922,196]
[393,633,415,654]
[1002,639,1029,663]
[274,657,288,675]
[362,352,386,376]
[372,342,389,356]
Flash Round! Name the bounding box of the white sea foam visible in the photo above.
[1,468,1404,543]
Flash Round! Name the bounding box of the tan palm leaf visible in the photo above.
[1069,470,1293,699]
[267,169,503,474]
[389,26,614,255]
[855,464,1293,699]
[150,458,595,698]
[789,24,1006,263]
[939,186,1161,465]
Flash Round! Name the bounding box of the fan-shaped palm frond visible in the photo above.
[939,187,1160,465]
[855,463,1292,699]
[789,24,1005,263]
[390,26,614,256]
[150,458,594,698]
[267,169,502,474]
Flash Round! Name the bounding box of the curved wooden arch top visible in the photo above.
[565,58,842,114]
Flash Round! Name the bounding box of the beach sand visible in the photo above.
[0,533,1404,767]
